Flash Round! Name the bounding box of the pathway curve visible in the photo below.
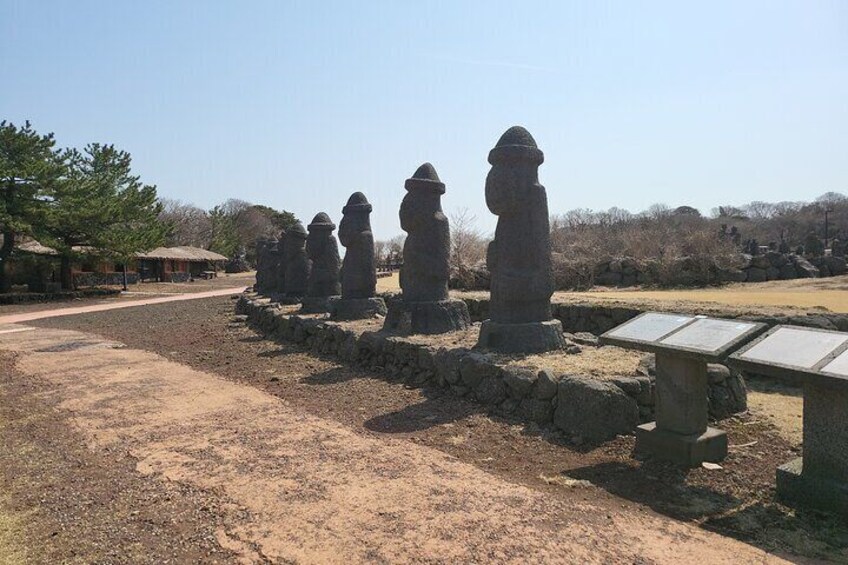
[0,325,785,563]
[0,286,247,325]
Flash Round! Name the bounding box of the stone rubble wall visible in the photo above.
[237,293,746,444]
[454,252,847,291]
[460,297,848,335]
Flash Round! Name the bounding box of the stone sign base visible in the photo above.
[383,298,471,335]
[329,297,387,321]
[635,422,727,467]
[776,458,848,515]
[300,296,338,314]
[476,319,566,354]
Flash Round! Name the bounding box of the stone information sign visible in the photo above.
[602,312,765,466]
[728,325,848,515]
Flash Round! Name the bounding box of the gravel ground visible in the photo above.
[0,351,241,564]
[20,295,848,562]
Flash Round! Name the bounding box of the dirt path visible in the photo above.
[0,286,246,325]
[0,325,787,563]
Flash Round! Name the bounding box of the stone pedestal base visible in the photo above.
[383,298,470,335]
[300,296,337,314]
[635,422,727,467]
[476,319,565,353]
[329,297,387,321]
[776,458,848,515]
[277,295,303,305]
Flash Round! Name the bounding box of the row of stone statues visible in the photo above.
[254,126,565,353]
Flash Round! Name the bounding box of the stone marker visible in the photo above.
[728,325,848,515]
[832,238,845,258]
[281,222,310,303]
[272,229,287,296]
[601,312,765,466]
[301,212,341,313]
[254,237,272,293]
[475,126,565,353]
[330,192,387,320]
[383,163,470,334]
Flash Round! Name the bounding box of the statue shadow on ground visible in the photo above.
[566,459,739,522]
[300,366,365,386]
[364,394,482,434]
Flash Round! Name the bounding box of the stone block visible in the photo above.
[554,376,638,443]
[501,366,537,399]
[776,458,848,515]
[329,297,387,321]
[383,298,470,335]
[635,422,727,467]
[477,319,566,354]
[533,369,559,400]
[459,353,496,389]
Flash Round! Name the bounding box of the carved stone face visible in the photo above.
[339,212,368,247]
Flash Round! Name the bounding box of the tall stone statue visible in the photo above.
[476,126,565,353]
[383,163,470,334]
[329,192,387,320]
[272,228,287,296]
[255,237,279,295]
[832,238,846,258]
[282,222,310,303]
[301,212,342,313]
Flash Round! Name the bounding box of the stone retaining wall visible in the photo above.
[237,294,746,444]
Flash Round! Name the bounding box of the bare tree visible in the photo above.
[449,208,488,287]
[159,198,212,247]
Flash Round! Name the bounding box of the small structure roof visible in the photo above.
[136,246,228,262]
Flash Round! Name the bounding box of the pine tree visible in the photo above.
[46,144,164,289]
[0,121,65,292]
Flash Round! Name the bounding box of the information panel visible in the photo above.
[604,313,693,343]
[737,327,848,369]
[600,312,766,361]
[660,318,760,354]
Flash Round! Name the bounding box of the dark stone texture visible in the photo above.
[399,163,449,302]
[339,192,377,299]
[303,212,341,312]
[477,319,566,354]
[385,163,471,334]
[476,126,563,352]
[332,192,385,319]
[635,423,728,467]
[554,375,639,443]
[328,297,387,321]
[283,222,310,300]
[383,297,471,335]
[501,366,537,399]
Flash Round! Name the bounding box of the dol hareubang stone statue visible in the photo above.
[301,212,341,313]
[282,222,310,302]
[476,126,565,353]
[330,192,387,320]
[272,228,287,296]
[383,163,470,334]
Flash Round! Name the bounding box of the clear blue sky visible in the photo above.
[2,1,846,238]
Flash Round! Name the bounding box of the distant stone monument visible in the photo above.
[255,237,279,295]
[729,226,741,246]
[383,163,470,334]
[301,212,341,313]
[476,126,565,353]
[330,192,387,320]
[745,239,759,256]
[778,239,790,254]
[831,238,845,258]
[225,246,250,273]
[254,237,271,292]
[805,232,824,257]
[271,230,286,297]
[282,222,310,303]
